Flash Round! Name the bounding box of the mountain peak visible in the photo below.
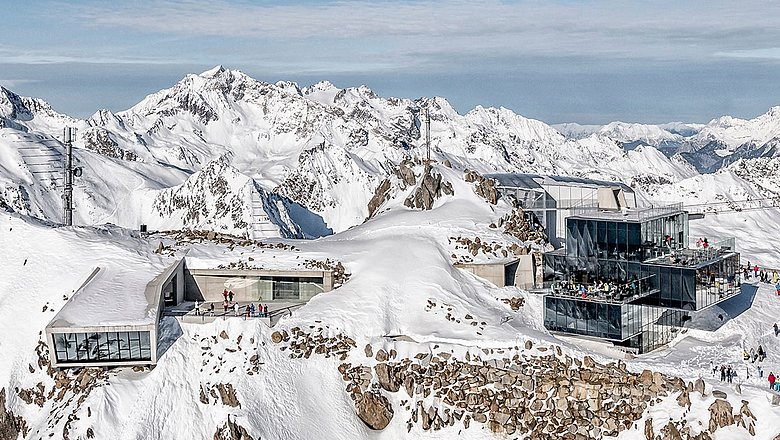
[200,65,227,78]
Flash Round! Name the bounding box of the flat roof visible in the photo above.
[645,250,739,270]
[47,259,180,330]
[485,173,634,193]
[567,204,684,223]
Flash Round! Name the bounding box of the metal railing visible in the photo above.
[569,203,684,222]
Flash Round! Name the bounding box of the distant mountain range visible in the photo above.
[1,66,779,236]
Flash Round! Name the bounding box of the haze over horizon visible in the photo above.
[3,0,780,125]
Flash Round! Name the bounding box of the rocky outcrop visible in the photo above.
[354,391,394,430]
[404,165,453,210]
[396,160,416,187]
[271,327,356,361]
[216,384,241,408]
[464,169,497,204]
[0,388,27,440]
[366,179,391,219]
[491,208,547,243]
[213,416,254,440]
[708,399,734,432]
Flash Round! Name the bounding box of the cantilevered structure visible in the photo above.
[45,258,184,368]
[541,204,739,353]
[485,173,637,246]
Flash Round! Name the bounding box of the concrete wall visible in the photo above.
[513,254,536,289]
[456,263,509,287]
[185,268,334,303]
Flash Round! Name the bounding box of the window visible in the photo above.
[52,331,153,364]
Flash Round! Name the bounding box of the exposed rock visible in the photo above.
[708,399,734,432]
[404,165,453,210]
[213,416,254,440]
[216,383,241,408]
[355,391,394,430]
[367,179,392,219]
[464,169,497,204]
[711,390,727,399]
[693,378,705,396]
[375,363,401,392]
[0,388,27,439]
[364,344,373,358]
[219,330,229,339]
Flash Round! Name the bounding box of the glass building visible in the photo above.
[542,205,739,353]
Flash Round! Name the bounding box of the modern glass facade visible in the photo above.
[544,297,643,341]
[52,331,152,364]
[542,207,738,353]
[198,274,325,301]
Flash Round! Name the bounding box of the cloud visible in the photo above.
[66,0,780,65]
[715,48,780,60]
[0,79,40,88]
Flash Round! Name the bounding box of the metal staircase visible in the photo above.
[3,130,64,186]
[249,186,280,239]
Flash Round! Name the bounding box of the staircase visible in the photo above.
[3,130,64,186]
[249,186,280,239]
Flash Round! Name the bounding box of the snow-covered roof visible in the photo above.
[47,259,180,330]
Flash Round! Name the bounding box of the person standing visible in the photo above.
[209,302,215,316]
[233,302,239,317]
[769,372,776,390]
[775,282,780,297]
[223,299,229,313]
[223,289,229,302]
[249,303,256,317]
[264,304,268,317]
[754,265,759,278]
[194,300,200,316]
[720,365,726,381]
[228,290,234,302]
[758,345,765,362]
[774,323,779,336]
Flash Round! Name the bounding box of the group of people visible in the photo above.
[742,344,766,363]
[695,237,709,249]
[717,364,738,383]
[555,277,641,301]
[190,288,270,319]
[743,262,780,295]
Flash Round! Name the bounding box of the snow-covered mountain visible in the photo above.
[0,66,712,236]
[3,67,780,440]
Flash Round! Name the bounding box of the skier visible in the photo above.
[769,372,776,390]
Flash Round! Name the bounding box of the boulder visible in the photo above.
[355,392,394,430]
[708,398,734,432]
[375,363,401,392]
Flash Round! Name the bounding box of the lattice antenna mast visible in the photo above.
[62,127,83,226]
[425,106,431,162]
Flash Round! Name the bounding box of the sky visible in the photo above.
[2,0,780,124]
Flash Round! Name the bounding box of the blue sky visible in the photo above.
[2,0,780,124]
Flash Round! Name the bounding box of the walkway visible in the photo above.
[163,301,303,326]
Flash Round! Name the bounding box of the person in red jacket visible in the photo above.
[769,372,776,389]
